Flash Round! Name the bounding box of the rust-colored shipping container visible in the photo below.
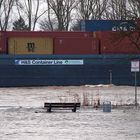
[5,31,92,38]
[96,31,140,54]
[8,37,53,55]
[0,32,7,54]
[135,19,140,31]
[54,37,99,55]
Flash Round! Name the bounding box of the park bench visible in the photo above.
[44,102,80,112]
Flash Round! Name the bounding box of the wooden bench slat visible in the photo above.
[45,105,78,108]
[44,103,80,105]
[44,104,80,107]
[44,103,80,107]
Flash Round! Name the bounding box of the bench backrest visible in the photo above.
[44,103,80,108]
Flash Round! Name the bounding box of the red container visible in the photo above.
[5,31,93,38]
[54,37,99,54]
[0,32,7,54]
[135,18,140,30]
[99,31,140,54]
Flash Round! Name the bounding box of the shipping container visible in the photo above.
[81,20,136,31]
[5,31,93,38]
[98,31,140,54]
[8,37,53,55]
[54,37,99,55]
[0,32,7,54]
[135,19,140,31]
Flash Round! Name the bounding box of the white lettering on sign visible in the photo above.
[112,22,135,31]
[15,59,84,65]
[131,61,140,72]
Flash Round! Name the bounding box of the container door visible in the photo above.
[8,37,53,55]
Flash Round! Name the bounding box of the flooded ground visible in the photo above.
[0,85,140,140]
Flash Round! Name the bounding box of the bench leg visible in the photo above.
[47,104,52,112]
[72,104,77,112]
[72,108,76,112]
[47,108,51,112]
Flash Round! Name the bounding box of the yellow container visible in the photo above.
[8,37,53,54]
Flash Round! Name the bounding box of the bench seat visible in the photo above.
[44,103,80,112]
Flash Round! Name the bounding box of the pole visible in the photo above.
[109,70,112,85]
[135,72,137,108]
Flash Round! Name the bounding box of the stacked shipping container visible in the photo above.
[82,19,140,54]
[0,27,140,55]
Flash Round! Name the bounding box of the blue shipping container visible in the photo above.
[81,20,136,31]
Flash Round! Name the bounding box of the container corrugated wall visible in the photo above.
[98,31,140,54]
[0,32,7,54]
[54,37,99,55]
[8,37,53,54]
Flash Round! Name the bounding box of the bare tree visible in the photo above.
[76,0,140,21]
[92,0,109,19]
[76,0,108,20]
[17,0,48,31]
[1,0,140,31]
[106,0,128,20]
[105,0,140,20]
[39,18,58,31]
[77,0,95,20]
[128,0,140,18]
[45,0,77,31]
[72,0,108,30]
[0,0,15,31]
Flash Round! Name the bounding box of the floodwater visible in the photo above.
[0,86,140,140]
